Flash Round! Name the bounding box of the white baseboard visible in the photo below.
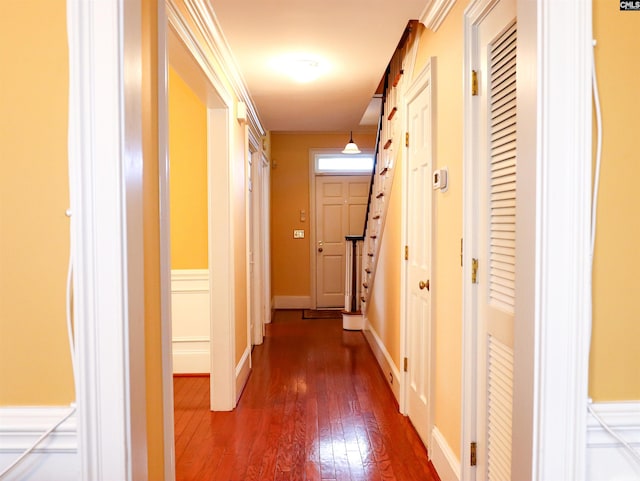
[362,317,401,403]
[430,426,461,481]
[0,407,79,481]
[235,347,252,403]
[172,336,210,374]
[587,401,640,481]
[172,269,210,374]
[272,295,311,309]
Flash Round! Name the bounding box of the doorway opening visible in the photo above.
[308,149,374,309]
[167,20,237,414]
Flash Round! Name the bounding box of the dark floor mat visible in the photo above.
[302,309,342,319]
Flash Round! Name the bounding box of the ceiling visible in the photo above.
[208,0,427,132]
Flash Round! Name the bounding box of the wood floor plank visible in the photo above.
[174,309,439,481]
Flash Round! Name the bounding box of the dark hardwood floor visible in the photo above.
[174,309,439,481]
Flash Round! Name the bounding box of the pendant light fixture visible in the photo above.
[342,131,361,154]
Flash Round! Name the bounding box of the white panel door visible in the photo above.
[405,68,433,447]
[475,2,517,480]
[316,175,369,308]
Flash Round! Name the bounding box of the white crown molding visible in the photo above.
[170,0,265,143]
[419,0,457,32]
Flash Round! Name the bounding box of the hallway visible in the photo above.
[174,310,439,481]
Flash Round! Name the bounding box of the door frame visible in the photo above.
[400,58,436,444]
[308,149,374,309]
[67,0,148,478]
[167,4,240,411]
[461,1,592,480]
[249,148,269,346]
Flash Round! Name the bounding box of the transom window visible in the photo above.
[315,153,374,174]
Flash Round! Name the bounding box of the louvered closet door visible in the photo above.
[476,2,516,480]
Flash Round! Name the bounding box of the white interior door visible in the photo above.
[475,2,517,480]
[315,175,369,308]
[405,65,433,447]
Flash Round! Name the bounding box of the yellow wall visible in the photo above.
[417,5,465,457]
[168,66,208,270]
[367,5,466,461]
[366,155,403,366]
[0,0,74,405]
[270,132,376,298]
[590,1,640,400]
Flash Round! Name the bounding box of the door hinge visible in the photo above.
[403,357,408,372]
[405,132,410,148]
[405,245,409,260]
[471,70,478,96]
[470,442,477,466]
[460,238,463,267]
[471,258,479,284]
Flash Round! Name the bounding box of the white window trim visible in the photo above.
[314,151,375,175]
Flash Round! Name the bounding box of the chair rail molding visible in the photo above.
[0,407,78,481]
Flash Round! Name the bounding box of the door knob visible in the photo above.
[419,280,430,291]
[318,247,323,253]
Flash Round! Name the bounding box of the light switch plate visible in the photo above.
[293,229,305,239]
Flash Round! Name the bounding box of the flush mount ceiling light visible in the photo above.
[342,131,361,154]
[289,59,321,83]
[271,54,328,83]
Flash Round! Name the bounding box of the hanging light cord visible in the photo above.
[0,210,77,480]
[0,407,76,479]
[587,39,640,468]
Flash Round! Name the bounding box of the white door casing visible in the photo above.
[402,59,435,448]
[247,143,255,349]
[167,4,238,411]
[315,175,370,308]
[251,150,265,345]
[67,0,148,478]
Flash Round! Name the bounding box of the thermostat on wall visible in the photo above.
[433,167,448,193]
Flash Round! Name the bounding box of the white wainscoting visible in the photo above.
[362,317,401,403]
[587,401,640,481]
[430,426,461,481]
[0,407,78,481]
[172,269,210,374]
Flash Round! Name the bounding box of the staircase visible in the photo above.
[359,21,418,314]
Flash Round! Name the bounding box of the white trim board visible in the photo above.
[362,317,401,403]
[67,0,148,478]
[171,269,210,374]
[586,402,640,481]
[235,347,252,404]
[0,407,78,481]
[430,426,461,481]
